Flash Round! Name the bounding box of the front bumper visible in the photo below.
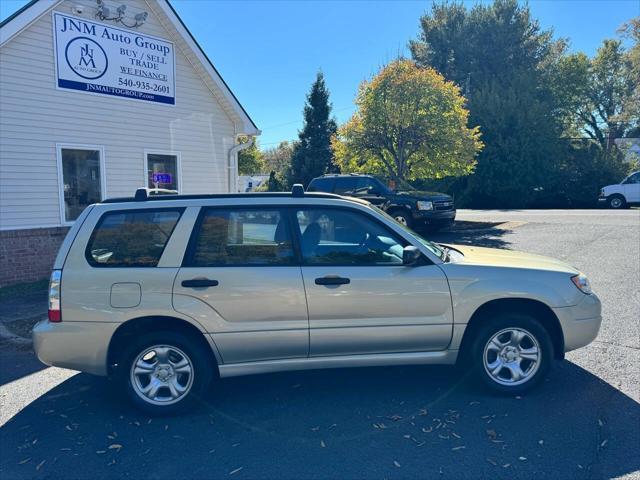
[32,320,120,376]
[552,292,602,352]
[413,209,456,224]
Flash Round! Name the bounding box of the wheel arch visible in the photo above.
[457,298,565,363]
[107,315,220,377]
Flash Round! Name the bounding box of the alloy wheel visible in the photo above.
[483,328,541,386]
[130,345,194,406]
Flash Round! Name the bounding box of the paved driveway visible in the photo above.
[1,209,638,479]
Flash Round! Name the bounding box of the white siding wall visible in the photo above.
[0,0,238,230]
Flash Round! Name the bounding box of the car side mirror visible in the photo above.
[403,246,422,265]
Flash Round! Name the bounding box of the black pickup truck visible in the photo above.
[307,174,455,230]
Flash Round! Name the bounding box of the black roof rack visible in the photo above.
[101,185,344,204]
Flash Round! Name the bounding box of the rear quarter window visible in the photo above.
[307,178,335,193]
[86,209,183,267]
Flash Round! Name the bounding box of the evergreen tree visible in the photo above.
[410,0,566,207]
[289,72,337,187]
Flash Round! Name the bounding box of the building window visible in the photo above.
[57,146,104,223]
[146,152,180,192]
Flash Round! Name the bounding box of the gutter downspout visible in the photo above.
[228,135,256,193]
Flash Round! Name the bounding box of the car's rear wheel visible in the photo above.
[607,194,626,209]
[120,331,212,414]
[470,313,553,394]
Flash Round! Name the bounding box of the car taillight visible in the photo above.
[48,270,62,322]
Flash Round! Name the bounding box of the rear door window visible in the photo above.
[186,208,295,266]
[86,209,183,267]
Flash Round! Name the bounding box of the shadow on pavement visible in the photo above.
[1,360,638,479]
[0,343,47,386]
[424,225,513,250]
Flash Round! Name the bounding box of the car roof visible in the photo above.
[317,173,373,178]
[100,188,371,207]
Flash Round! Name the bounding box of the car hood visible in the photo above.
[393,190,452,201]
[445,244,580,274]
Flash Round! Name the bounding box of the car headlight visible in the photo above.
[571,274,592,295]
[417,201,433,211]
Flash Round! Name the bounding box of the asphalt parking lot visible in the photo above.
[0,209,638,480]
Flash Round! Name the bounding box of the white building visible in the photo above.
[0,0,259,286]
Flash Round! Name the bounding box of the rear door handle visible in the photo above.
[181,278,219,288]
[315,276,350,286]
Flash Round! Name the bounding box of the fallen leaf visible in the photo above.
[311,426,320,432]
[65,425,72,431]
[452,432,461,439]
[486,429,497,440]
[329,424,337,429]
[229,467,243,475]
[108,460,116,466]
[59,448,71,452]
[96,450,106,454]
[108,444,122,451]
[538,440,544,445]
[143,448,151,455]
[393,460,401,468]
[519,457,527,461]
[418,409,428,416]
[452,446,466,451]
[320,440,326,448]
[208,449,216,454]
[598,419,604,427]
[486,458,497,466]
[133,421,141,427]
[389,415,402,422]
[469,401,480,406]
[503,463,511,468]
[36,460,46,471]
[18,458,31,465]
[600,439,608,448]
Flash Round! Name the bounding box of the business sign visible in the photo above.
[151,173,173,184]
[53,13,175,105]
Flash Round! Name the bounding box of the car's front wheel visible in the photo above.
[607,194,626,209]
[389,209,413,229]
[471,313,553,394]
[120,331,213,414]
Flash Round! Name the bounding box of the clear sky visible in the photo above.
[1,0,638,148]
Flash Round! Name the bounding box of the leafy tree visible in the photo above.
[333,59,481,183]
[410,0,568,207]
[561,40,638,150]
[289,72,337,186]
[237,137,265,175]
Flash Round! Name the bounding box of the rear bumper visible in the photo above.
[553,293,602,352]
[32,320,119,376]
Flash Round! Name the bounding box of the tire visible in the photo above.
[469,313,554,395]
[389,209,413,229]
[118,330,213,415]
[607,195,626,209]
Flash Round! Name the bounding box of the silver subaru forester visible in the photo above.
[33,186,601,414]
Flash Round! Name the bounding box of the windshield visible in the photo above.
[372,206,446,260]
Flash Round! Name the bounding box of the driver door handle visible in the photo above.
[181,278,219,288]
[315,276,350,286]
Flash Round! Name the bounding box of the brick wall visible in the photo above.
[0,227,70,287]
